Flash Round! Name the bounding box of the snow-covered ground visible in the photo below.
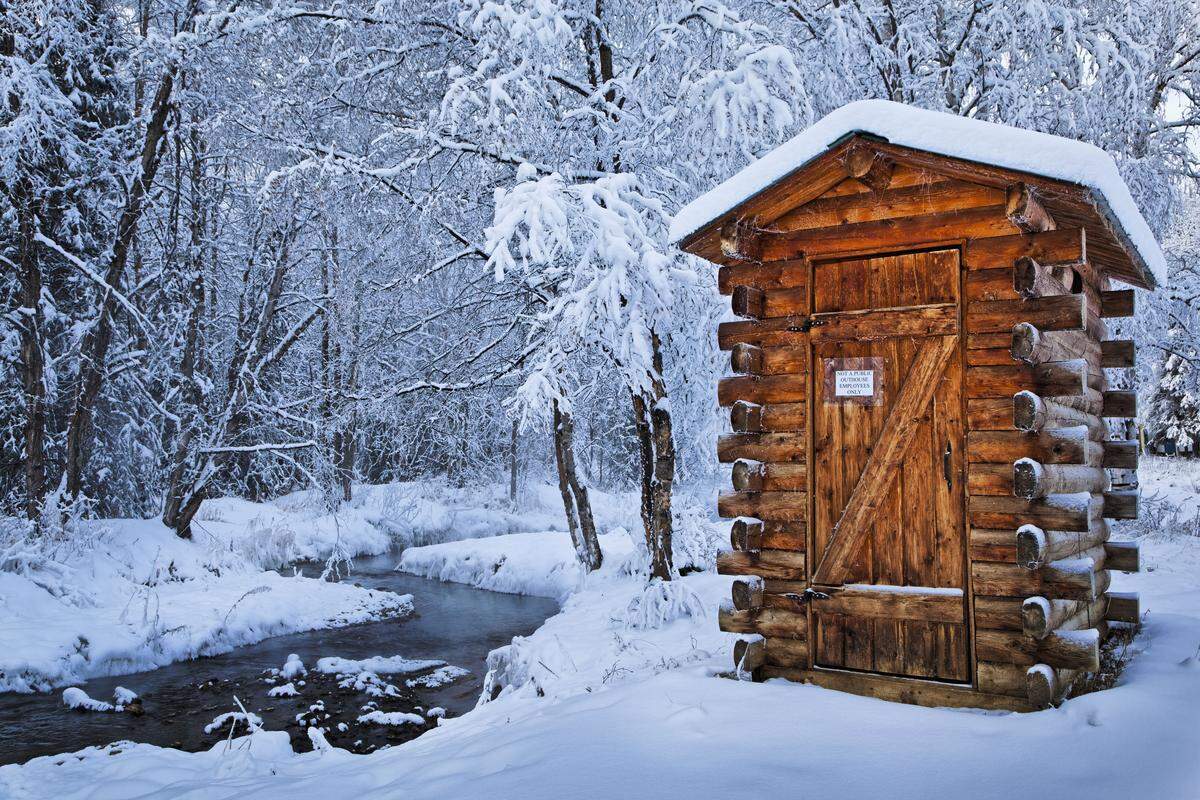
[0,479,639,694]
[2,461,1198,797]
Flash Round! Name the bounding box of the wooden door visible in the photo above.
[808,248,969,682]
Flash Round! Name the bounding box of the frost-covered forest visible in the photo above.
[5,0,1200,795]
[5,0,1200,557]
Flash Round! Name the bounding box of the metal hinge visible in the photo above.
[782,587,831,608]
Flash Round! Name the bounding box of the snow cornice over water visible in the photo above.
[670,99,1166,287]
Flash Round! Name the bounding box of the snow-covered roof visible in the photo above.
[670,100,1166,287]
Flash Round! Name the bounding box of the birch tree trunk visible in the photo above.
[631,330,675,581]
[552,398,602,571]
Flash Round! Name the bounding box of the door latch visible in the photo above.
[786,316,825,333]
[782,587,831,608]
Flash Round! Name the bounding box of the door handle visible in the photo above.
[943,441,953,491]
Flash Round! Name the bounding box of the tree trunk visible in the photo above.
[509,418,519,503]
[16,180,46,520]
[552,399,602,571]
[631,330,675,581]
[63,61,180,501]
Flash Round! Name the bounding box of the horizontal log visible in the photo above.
[731,577,764,611]
[974,596,1024,631]
[968,430,1103,466]
[1100,340,1135,368]
[966,360,1086,399]
[963,227,1086,269]
[1103,490,1139,520]
[977,660,1028,697]
[1026,663,1079,708]
[777,178,1001,232]
[972,560,1099,601]
[1104,540,1139,572]
[718,491,807,521]
[762,636,809,669]
[760,521,806,551]
[730,518,762,552]
[968,294,1087,335]
[1013,460,1107,499]
[1021,595,1107,640]
[730,401,806,433]
[732,636,765,675]
[1102,390,1137,418]
[845,143,896,191]
[1009,323,1100,368]
[1102,441,1138,470]
[1105,591,1140,624]
[968,398,1015,430]
[812,585,964,624]
[969,494,1101,532]
[732,285,765,319]
[718,374,806,406]
[720,220,764,262]
[731,459,763,492]
[1015,521,1110,567]
[718,259,806,295]
[1006,184,1056,233]
[732,460,807,492]
[729,343,808,376]
[718,600,807,639]
[969,463,1013,495]
[1099,289,1135,318]
[717,303,957,348]
[718,432,805,463]
[969,529,1018,563]
[1013,256,1080,299]
[1012,391,1102,433]
[717,548,806,580]
[757,204,1016,261]
[975,628,1100,670]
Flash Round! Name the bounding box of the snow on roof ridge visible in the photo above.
[670,99,1166,287]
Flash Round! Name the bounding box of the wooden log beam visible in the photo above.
[968,360,1086,399]
[1103,440,1139,470]
[1013,460,1108,499]
[968,430,1104,467]
[718,600,807,639]
[718,374,806,406]
[718,491,807,521]
[732,285,766,319]
[1103,489,1139,520]
[729,344,807,376]
[730,343,763,374]
[724,515,763,554]
[1021,595,1108,640]
[1013,256,1081,299]
[1106,591,1140,623]
[730,401,806,433]
[975,627,1100,670]
[1026,663,1079,708]
[719,219,763,262]
[1006,184,1056,233]
[717,548,806,580]
[731,459,763,492]
[719,303,958,348]
[812,586,964,624]
[970,494,1102,532]
[733,636,766,676]
[845,144,896,192]
[1101,340,1136,368]
[1102,390,1137,418]
[731,577,764,611]
[730,518,763,552]
[972,560,1102,601]
[718,432,806,463]
[762,637,810,669]
[1015,521,1110,567]
[1099,289,1135,318]
[1012,391,1103,433]
[964,227,1085,270]
[969,294,1087,335]
[1104,540,1140,572]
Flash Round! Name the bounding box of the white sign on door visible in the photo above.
[834,369,875,398]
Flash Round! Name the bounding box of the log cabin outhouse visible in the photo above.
[672,100,1162,711]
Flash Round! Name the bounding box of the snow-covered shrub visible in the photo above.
[623,579,707,630]
[235,516,298,571]
[281,653,306,679]
[670,499,725,574]
[204,710,264,735]
[268,682,299,698]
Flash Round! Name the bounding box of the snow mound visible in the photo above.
[62,687,113,713]
[315,656,445,676]
[670,99,1165,287]
[405,666,470,689]
[356,710,425,727]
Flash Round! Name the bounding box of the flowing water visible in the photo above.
[0,550,557,765]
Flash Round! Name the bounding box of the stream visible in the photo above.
[0,549,558,766]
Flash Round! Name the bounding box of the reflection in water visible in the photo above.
[0,550,557,765]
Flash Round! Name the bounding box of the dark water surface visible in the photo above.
[0,550,557,765]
